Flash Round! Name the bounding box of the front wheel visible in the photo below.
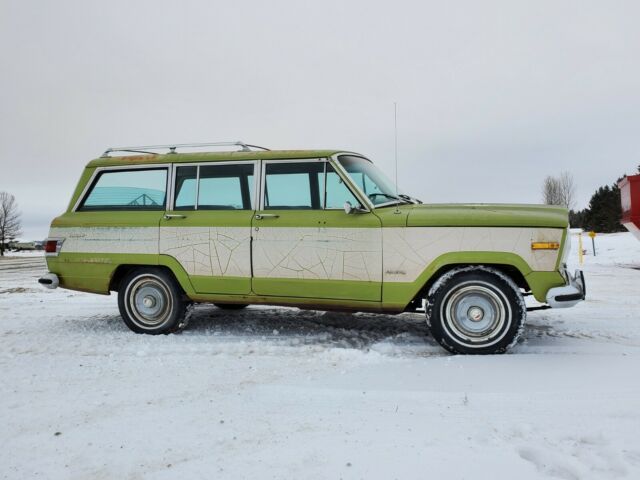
[118,268,187,334]
[426,267,525,354]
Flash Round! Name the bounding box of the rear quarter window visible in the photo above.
[78,168,168,211]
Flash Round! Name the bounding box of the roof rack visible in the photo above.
[101,141,270,158]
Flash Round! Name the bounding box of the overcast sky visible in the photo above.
[1,0,639,240]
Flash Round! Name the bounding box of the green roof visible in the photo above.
[87,149,349,168]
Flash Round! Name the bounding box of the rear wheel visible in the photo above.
[426,267,525,354]
[118,268,187,334]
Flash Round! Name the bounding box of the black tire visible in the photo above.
[118,268,187,334]
[426,266,525,354]
[214,303,249,310]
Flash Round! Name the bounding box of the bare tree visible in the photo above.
[558,171,576,210]
[542,171,576,210]
[542,176,562,206]
[0,192,22,256]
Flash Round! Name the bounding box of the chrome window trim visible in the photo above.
[256,160,264,212]
[169,160,259,211]
[167,164,176,210]
[73,163,172,212]
[323,161,328,209]
[370,200,401,208]
[195,166,201,209]
[74,157,368,213]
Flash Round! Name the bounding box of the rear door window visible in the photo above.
[198,164,253,210]
[173,163,254,210]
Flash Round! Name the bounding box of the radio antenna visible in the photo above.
[393,102,402,214]
[394,102,398,197]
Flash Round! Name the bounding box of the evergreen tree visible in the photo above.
[582,184,625,233]
[568,209,586,229]
[574,165,639,233]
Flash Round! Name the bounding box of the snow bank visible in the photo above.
[1,234,639,479]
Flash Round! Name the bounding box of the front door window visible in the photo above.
[264,162,323,210]
[263,162,362,210]
[325,163,360,209]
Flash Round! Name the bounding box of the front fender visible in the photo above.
[382,251,543,311]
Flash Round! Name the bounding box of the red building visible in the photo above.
[619,174,640,241]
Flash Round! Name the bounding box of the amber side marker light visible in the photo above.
[531,242,560,250]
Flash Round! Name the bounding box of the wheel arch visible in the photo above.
[419,262,529,300]
[109,258,195,296]
[384,251,534,311]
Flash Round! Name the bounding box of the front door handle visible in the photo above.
[163,214,187,220]
[255,214,280,220]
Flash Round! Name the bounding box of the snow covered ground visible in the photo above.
[1,232,639,480]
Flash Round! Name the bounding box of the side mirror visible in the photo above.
[344,201,365,214]
[344,201,354,214]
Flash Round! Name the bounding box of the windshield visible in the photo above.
[337,155,401,206]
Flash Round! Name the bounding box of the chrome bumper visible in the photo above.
[38,273,59,289]
[546,269,585,308]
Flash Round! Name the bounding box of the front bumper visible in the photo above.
[545,268,586,308]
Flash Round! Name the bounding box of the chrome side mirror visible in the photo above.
[344,201,365,214]
[344,201,354,214]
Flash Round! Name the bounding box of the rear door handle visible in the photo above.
[163,214,187,220]
[255,214,280,220]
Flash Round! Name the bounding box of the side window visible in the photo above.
[173,163,254,210]
[325,164,361,209]
[264,162,324,209]
[174,166,197,210]
[199,164,254,210]
[79,168,167,211]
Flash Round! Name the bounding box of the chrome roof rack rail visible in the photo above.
[101,141,270,158]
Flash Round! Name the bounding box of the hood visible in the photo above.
[406,203,568,228]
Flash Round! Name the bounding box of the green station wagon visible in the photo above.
[39,141,585,354]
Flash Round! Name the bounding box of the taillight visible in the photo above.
[44,239,63,256]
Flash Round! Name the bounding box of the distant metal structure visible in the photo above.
[101,141,270,158]
[128,193,159,207]
[619,174,640,241]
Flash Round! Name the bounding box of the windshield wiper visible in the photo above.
[399,194,422,204]
[369,192,413,206]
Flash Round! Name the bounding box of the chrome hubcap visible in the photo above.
[442,281,511,346]
[126,275,173,328]
[143,295,156,309]
[467,306,485,322]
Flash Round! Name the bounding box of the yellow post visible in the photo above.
[578,232,584,265]
[588,231,597,256]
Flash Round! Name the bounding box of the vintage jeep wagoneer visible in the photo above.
[39,141,585,354]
